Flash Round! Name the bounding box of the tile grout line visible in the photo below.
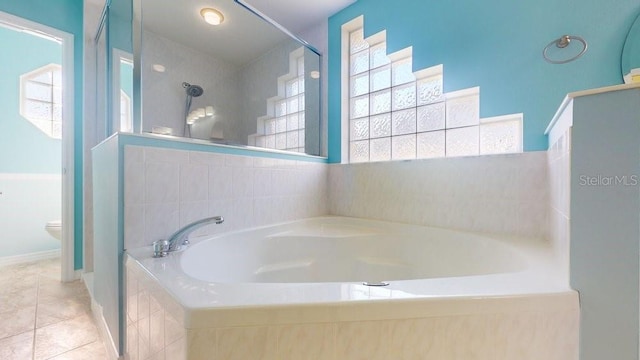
[31,268,42,360]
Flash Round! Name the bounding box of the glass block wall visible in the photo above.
[249,48,306,153]
[19,64,63,139]
[347,24,523,163]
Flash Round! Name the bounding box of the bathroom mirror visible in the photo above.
[622,11,640,84]
[136,0,322,156]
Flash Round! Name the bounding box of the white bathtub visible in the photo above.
[125,217,579,359]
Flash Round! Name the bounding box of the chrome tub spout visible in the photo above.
[152,216,224,257]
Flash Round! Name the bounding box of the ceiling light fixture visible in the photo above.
[200,8,224,26]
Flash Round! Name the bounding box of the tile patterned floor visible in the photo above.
[0,258,108,360]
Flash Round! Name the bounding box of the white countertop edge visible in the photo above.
[545,83,640,135]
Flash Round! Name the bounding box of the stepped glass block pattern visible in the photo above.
[346,20,523,163]
[249,48,306,153]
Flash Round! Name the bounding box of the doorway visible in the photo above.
[0,11,75,281]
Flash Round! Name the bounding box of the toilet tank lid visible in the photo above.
[46,220,62,227]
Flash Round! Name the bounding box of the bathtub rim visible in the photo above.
[126,216,573,329]
[127,255,577,329]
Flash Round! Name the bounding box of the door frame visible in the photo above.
[0,11,77,281]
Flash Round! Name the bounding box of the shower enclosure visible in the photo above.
[136,0,322,156]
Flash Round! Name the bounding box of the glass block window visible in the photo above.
[20,64,63,139]
[345,22,522,163]
[250,49,306,153]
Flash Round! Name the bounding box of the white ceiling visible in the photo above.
[241,0,356,35]
[142,0,355,65]
[143,0,289,65]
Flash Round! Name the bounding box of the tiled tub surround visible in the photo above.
[125,217,578,359]
[547,125,571,282]
[329,151,549,239]
[123,145,328,249]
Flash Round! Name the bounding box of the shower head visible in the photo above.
[182,82,204,97]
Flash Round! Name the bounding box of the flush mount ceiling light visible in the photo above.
[200,8,224,26]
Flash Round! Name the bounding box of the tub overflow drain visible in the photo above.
[362,281,390,287]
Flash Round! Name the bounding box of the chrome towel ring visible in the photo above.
[543,35,588,64]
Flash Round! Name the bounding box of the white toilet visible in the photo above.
[45,220,62,241]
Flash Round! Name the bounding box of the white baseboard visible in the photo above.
[82,271,95,298]
[0,249,61,267]
[90,296,122,360]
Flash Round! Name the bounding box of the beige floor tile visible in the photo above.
[0,287,38,313]
[1,260,51,278]
[0,275,38,295]
[0,258,109,360]
[0,331,34,360]
[34,314,99,360]
[0,306,36,340]
[38,263,62,282]
[36,294,92,328]
[37,277,88,303]
[48,339,108,360]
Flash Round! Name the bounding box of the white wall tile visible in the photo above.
[276,324,335,360]
[206,199,234,236]
[145,162,179,204]
[329,152,549,239]
[144,203,179,244]
[179,201,210,237]
[225,154,253,167]
[387,318,440,358]
[127,323,139,360]
[165,338,187,360]
[217,326,275,360]
[336,321,389,360]
[179,164,208,202]
[547,128,571,285]
[124,146,328,249]
[145,147,189,164]
[253,168,274,198]
[126,146,145,163]
[208,166,233,200]
[149,309,165,355]
[189,151,225,167]
[232,167,255,198]
[164,313,186,348]
[231,197,255,231]
[124,153,145,206]
[124,205,145,250]
[137,316,150,360]
[253,198,277,227]
[186,329,217,360]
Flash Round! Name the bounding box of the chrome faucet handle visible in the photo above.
[152,240,170,258]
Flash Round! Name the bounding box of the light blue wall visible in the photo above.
[328,0,640,162]
[0,27,61,173]
[0,0,84,269]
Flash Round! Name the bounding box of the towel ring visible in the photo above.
[543,35,588,64]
